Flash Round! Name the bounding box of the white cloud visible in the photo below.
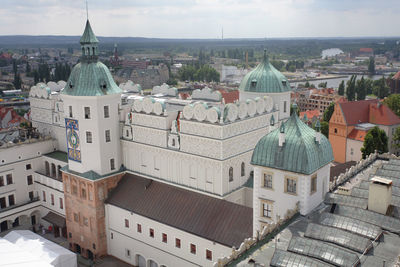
[0,0,398,38]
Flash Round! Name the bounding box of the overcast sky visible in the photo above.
[1,0,399,38]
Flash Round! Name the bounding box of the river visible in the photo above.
[290,75,388,89]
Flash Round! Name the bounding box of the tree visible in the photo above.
[338,80,345,96]
[346,75,357,101]
[368,57,375,75]
[320,121,329,138]
[13,73,22,89]
[374,77,390,99]
[365,78,373,95]
[323,102,335,122]
[361,126,388,158]
[304,81,310,88]
[356,76,366,100]
[392,127,400,149]
[33,70,39,84]
[384,94,400,117]
[318,82,327,88]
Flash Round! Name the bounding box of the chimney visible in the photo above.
[279,123,285,147]
[368,176,392,214]
[315,120,321,144]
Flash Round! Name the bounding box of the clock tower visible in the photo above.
[60,20,124,260]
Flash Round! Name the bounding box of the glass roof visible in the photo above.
[351,187,400,208]
[270,249,333,267]
[288,237,360,267]
[325,193,367,209]
[319,212,382,240]
[335,205,400,234]
[304,223,373,253]
[359,181,400,196]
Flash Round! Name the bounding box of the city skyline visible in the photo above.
[1,0,400,38]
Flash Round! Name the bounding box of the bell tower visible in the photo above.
[60,20,124,260]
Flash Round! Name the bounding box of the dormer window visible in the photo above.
[100,81,107,90]
[69,81,73,89]
[282,80,287,86]
[251,79,257,87]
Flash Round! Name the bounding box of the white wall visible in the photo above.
[346,139,363,162]
[62,94,122,176]
[105,204,231,267]
[252,164,330,236]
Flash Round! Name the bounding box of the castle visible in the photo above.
[0,20,333,267]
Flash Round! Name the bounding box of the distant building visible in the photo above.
[293,88,345,114]
[329,99,400,163]
[389,71,400,94]
[358,47,374,57]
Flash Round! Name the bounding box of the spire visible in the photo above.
[80,20,99,59]
[263,49,269,62]
[80,20,99,45]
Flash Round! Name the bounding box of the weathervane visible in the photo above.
[86,0,89,20]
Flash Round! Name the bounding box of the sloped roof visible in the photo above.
[62,61,122,96]
[392,71,400,80]
[339,99,379,125]
[239,51,291,94]
[369,102,400,126]
[80,20,98,44]
[300,109,320,120]
[105,173,253,247]
[251,111,333,175]
[218,89,239,104]
[360,48,373,53]
[348,129,368,141]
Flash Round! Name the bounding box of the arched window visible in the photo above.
[241,162,245,177]
[51,163,56,178]
[92,47,95,55]
[87,47,90,55]
[82,47,85,55]
[229,167,233,182]
[45,161,50,176]
[57,165,62,179]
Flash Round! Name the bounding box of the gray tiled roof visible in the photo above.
[105,173,253,247]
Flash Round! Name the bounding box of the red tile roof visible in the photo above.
[339,99,379,125]
[218,89,239,104]
[359,48,373,53]
[392,71,400,80]
[348,129,368,141]
[300,109,320,120]
[369,102,400,126]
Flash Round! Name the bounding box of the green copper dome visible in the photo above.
[62,20,122,97]
[251,112,333,175]
[239,51,291,93]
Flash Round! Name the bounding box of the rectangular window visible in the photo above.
[51,194,54,205]
[125,219,129,228]
[42,191,46,202]
[162,233,167,243]
[262,203,272,218]
[125,249,131,258]
[81,188,86,199]
[286,177,297,194]
[190,244,196,254]
[29,191,34,200]
[73,213,79,222]
[263,173,273,189]
[8,195,15,206]
[311,175,317,194]
[27,175,33,185]
[110,159,115,170]
[0,197,5,209]
[284,101,287,113]
[149,228,154,238]
[206,249,212,261]
[111,233,113,239]
[6,174,12,185]
[26,164,32,170]
[69,106,73,117]
[59,198,63,209]
[84,107,90,119]
[86,132,92,143]
[104,106,109,118]
[0,176,3,187]
[105,130,111,142]
[137,224,142,233]
[72,185,78,195]
[175,238,181,248]
[83,217,88,226]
